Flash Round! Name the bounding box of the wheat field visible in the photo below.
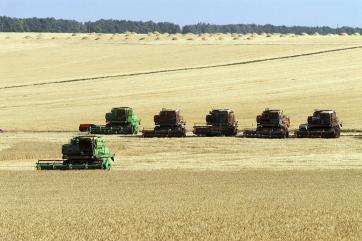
[1,32,362,240]
[1,170,362,241]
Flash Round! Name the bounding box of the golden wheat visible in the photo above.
[0,170,362,241]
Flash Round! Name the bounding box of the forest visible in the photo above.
[1,16,361,35]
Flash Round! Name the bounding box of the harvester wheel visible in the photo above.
[182,129,187,137]
[234,128,238,136]
[102,159,112,170]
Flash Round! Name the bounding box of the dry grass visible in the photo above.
[0,170,362,241]
[1,32,360,45]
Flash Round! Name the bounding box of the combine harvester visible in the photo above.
[243,109,290,138]
[36,136,115,170]
[79,107,140,135]
[193,109,238,136]
[142,109,186,137]
[295,110,342,138]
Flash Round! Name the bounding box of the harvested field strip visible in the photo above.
[0,141,61,161]
[1,134,362,171]
[1,45,362,90]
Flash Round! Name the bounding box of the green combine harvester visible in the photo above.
[36,136,115,170]
[79,107,140,135]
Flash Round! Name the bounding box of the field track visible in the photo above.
[1,44,361,90]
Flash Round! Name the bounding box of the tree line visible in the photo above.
[182,23,362,35]
[0,16,181,33]
[1,16,361,35]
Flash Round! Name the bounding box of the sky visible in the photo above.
[0,0,361,27]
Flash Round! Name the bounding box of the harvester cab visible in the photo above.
[295,110,342,138]
[106,107,131,124]
[244,109,290,138]
[256,109,289,128]
[207,109,236,125]
[37,136,115,170]
[84,107,140,135]
[154,109,184,126]
[142,108,187,137]
[193,109,238,136]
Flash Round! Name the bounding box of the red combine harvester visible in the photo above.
[142,109,186,138]
[295,110,342,138]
